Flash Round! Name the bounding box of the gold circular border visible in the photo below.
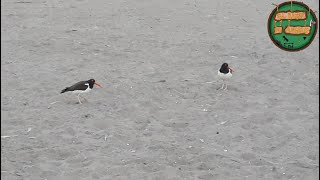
[267,1,318,52]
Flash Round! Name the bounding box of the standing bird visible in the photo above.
[218,63,234,90]
[61,79,102,104]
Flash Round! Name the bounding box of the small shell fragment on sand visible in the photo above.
[220,121,228,125]
[200,139,204,143]
[1,136,11,139]
[50,101,59,105]
[1,135,18,139]
[27,128,32,133]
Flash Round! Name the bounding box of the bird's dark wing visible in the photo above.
[67,81,89,91]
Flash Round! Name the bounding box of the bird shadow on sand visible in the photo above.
[215,85,239,91]
[64,98,89,105]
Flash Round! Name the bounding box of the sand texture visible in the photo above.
[1,0,319,179]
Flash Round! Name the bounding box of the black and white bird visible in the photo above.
[218,63,234,90]
[61,79,102,104]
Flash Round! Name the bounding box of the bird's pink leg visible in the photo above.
[219,81,225,90]
[224,83,228,90]
[77,94,82,104]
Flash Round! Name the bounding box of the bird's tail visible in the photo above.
[61,87,69,94]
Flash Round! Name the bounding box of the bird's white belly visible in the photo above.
[218,71,232,79]
[72,87,91,94]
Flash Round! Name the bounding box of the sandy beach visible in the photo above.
[1,0,319,179]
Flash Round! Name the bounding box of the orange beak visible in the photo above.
[94,82,103,88]
[228,67,234,73]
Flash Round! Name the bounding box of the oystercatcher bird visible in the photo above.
[218,63,234,90]
[61,79,102,104]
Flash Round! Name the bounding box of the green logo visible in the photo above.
[268,1,318,52]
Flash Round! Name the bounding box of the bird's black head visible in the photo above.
[219,63,229,73]
[86,79,96,88]
[87,79,102,88]
[88,79,95,83]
